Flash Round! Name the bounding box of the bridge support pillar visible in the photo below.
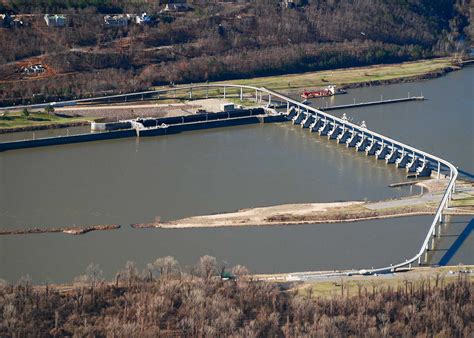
[268,94,271,105]
[189,88,192,99]
[255,90,258,102]
[240,87,243,101]
[431,236,435,250]
[223,86,226,99]
[437,162,440,179]
[424,250,429,264]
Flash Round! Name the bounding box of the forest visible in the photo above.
[0,256,472,336]
[0,0,471,104]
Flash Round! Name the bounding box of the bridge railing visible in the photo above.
[262,86,458,274]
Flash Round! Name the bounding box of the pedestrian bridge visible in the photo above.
[2,83,458,276]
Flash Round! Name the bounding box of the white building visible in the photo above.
[104,14,130,27]
[164,0,191,12]
[44,14,66,27]
[23,64,46,74]
[135,13,155,25]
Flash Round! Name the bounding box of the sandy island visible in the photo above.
[132,179,474,229]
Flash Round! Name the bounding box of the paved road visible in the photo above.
[366,194,442,210]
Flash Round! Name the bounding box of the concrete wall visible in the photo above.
[139,108,265,128]
[0,129,136,152]
[0,108,269,152]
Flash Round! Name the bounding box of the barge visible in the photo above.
[301,85,347,99]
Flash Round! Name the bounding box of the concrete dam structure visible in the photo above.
[0,84,458,277]
[0,108,285,152]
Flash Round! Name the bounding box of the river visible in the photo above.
[0,66,472,283]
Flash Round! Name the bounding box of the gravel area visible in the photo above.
[53,103,203,121]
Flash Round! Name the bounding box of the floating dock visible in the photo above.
[317,96,424,111]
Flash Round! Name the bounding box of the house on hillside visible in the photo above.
[282,0,306,8]
[44,14,66,27]
[0,13,11,27]
[163,0,191,12]
[1,13,24,28]
[136,12,156,25]
[104,14,130,27]
[11,17,24,27]
[23,64,46,75]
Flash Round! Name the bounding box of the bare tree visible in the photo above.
[124,261,138,287]
[231,265,249,278]
[153,256,179,279]
[85,263,104,290]
[197,255,217,279]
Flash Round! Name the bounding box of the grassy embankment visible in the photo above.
[215,57,458,90]
[150,57,459,104]
[0,111,96,132]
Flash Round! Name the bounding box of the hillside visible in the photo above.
[0,0,470,105]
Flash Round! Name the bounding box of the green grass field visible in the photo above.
[0,111,95,130]
[149,57,458,104]
[211,57,457,91]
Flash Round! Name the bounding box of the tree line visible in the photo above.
[0,255,472,336]
[0,0,470,105]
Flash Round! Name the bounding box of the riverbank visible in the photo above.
[255,265,474,299]
[28,265,474,297]
[213,57,462,93]
[144,58,463,105]
[0,224,120,236]
[132,179,474,229]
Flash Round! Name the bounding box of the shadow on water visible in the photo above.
[437,218,474,266]
[457,168,474,181]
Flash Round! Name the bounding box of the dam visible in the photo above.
[2,67,470,284]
